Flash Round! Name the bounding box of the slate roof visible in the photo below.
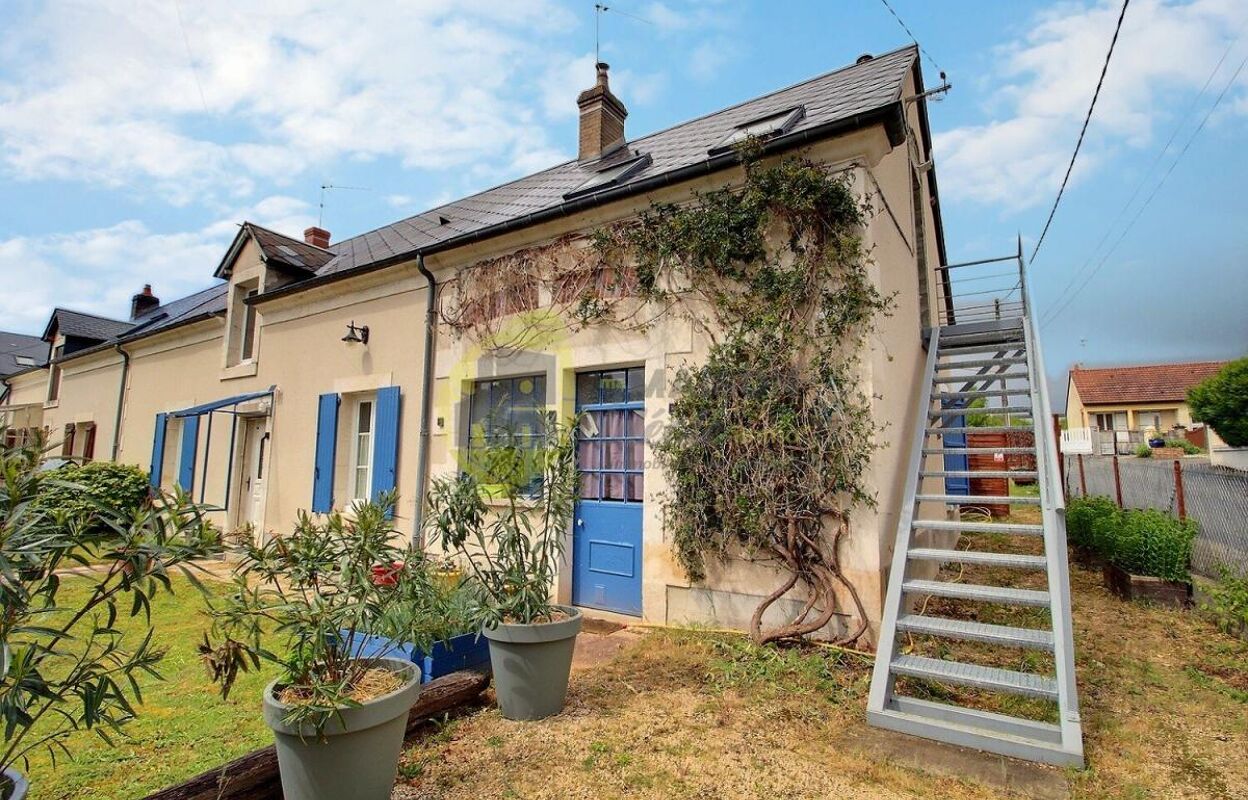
[0,331,49,377]
[246,223,334,272]
[1071,361,1229,406]
[307,44,919,280]
[44,44,923,363]
[43,309,134,343]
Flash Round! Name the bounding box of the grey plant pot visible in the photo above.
[262,658,421,800]
[2,767,28,800]
[483,605,583,721]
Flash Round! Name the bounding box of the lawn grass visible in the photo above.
[18,572,276,800]
[393,561,1248,800]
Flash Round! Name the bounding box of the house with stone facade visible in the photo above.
[1,45,948,641]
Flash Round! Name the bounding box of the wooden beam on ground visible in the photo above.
[142,669,490,800]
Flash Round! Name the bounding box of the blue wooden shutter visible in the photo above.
[312,393,340,513]
[178,415,200,492]
[370,386,401,504]
[149,412,167,489]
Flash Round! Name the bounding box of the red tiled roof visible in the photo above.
[1070,361,1228,405]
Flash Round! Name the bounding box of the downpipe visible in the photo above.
[412,254,438,547]
[111,343,130,461]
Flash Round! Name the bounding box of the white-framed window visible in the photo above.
[351,395,376,502]
[240,288,259,361]
[227,281,261,366]
[1137,410,1163,433]
[464,374,547,488]
[47,344,64,402]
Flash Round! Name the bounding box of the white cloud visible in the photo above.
[0,1,584,204]
[934,0,1248,209]
[0,196,316,331]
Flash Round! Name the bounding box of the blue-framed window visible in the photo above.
[576,367,644,503]
[465,374,547,483]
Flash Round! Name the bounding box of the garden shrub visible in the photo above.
[1066,495,1118,549]
[38,462,150,534]
[1188,357,1248,447]
[1102,508,1197,583]
[1200,566,1248,636]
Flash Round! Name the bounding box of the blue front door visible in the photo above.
[572,368,644,616]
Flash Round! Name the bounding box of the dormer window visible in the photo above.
[708,106,805,155]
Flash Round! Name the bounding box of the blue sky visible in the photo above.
[1,0,1245,398]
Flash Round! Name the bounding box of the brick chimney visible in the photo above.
[577,62,628,163]
[130,284,159,320]
[304,226,331,248]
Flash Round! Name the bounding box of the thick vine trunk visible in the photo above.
[749,515,867,647]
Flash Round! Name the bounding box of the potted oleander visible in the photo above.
[1,429,219,800]
[200,492,439,800]
[425,414,581,721]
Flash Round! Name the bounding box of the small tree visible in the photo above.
[0,430,219,794]
[199,492,442,732]
[1188,357,1248,447]
[424,414,578,627]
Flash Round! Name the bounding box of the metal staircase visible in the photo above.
[867,244,1084,767]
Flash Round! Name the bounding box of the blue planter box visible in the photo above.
[339,630,490,684]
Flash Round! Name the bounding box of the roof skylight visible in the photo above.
[563,153,653,200]
[708,106,806,155]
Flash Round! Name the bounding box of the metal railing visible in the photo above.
[934,245,1027,327]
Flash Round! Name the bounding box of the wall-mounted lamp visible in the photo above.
[342,321,370,345]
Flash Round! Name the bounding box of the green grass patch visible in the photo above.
[19,574,275,800]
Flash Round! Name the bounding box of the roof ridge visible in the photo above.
[244,221,334,254]
[54,307,130,325]
[1074,359,1229,372]
[324,43,919,254]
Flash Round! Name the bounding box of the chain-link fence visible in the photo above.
[1063,454,1248,577]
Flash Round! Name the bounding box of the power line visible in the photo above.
[172,0,210,114]
[877,0,943,74]
[1030,0,1131,264]
[1041,52,1248,328]
[1039,27,1244,326]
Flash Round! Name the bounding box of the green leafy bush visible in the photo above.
[38,462,150,534]
[1166,438,1204,455]
[1188,357,1248,447]
[1102,508,1197,583]
[1066,496,1118,549]
[1200,566,1248,636]
[1135,444,1153,458]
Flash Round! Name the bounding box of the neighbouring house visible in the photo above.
[0,331,49,445]
[0,46,948,642]
[1064,360,1229,455]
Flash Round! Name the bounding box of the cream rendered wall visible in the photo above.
[1065,379,1086,428]
[422,117,932,642]
[3,369,48,431]
[41,347,124,459]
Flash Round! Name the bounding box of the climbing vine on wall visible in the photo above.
[617,149,893,646]
[443,146,892,646]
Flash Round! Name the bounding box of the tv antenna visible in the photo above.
[594,4,651,63]
[318,183,371,228]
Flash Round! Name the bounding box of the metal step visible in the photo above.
[939,330,1026,346]
[928,426,1032,436]
[934,358,1028,370]
[921,447,1036,455]
[908,549,1048,570]
[933,373,1030,386]
[913,519,1045,535]
[938,342,1026,356]
[896,615,1054,650]
[932,405,1031,417]
[938,389,1031,401]
[919,470,1038,480]
[890,654,1058,700]
[901,579,1051,607]
[868,699,1081,767]
[916,493,1040,505]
